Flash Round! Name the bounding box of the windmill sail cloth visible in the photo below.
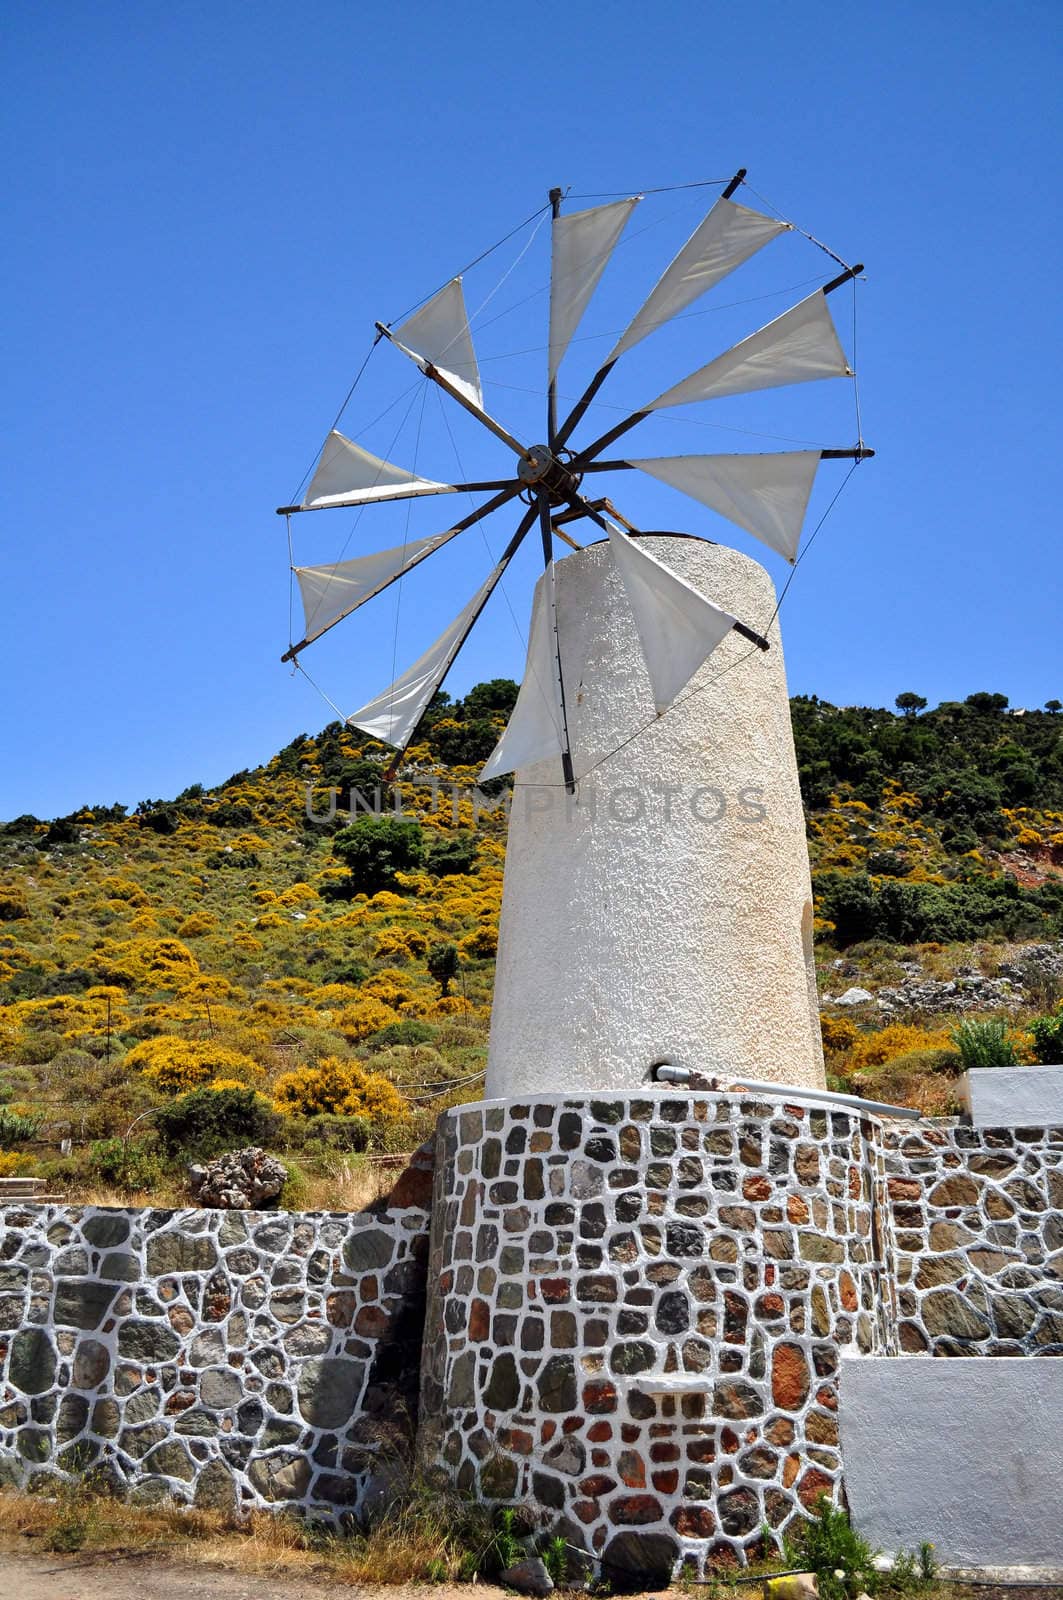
[295,530,458,645]
[608,197,789,362]
[648,290,851,410]
[549,197,640,383]
[393,279,483,410]
[480,565,567,781]
[346,570,496,750]
[302,430,454,510]
[627,451,821,563]
[609,529,737,714]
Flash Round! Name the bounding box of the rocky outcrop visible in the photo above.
[187,1148,287,1209]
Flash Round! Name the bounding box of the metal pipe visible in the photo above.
[648,1060,923,1121]
[727,1076,923,1121]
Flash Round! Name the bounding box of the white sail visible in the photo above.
[480,565,566,781]
[302,430,453,510]
[393,279,483,409]
[295,530,458,645]
[609,529,737,714]
[608,197,789,361]
[347,571,496,750]
[648,290,851,411]
[549,197,639,383]
[627,451,821,563]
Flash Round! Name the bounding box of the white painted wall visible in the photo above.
[486,536,825,1098]
[960,1065,1063,1129]
[840,1357,1063,1567]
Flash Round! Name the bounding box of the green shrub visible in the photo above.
[12,1029,64,1065]
[427,942,459,997]
[950,1017,1017,1070]
[0,1068,37,1105]
[1029,1011,1063,1064]
[783,1495,880,1600]
[331,815,426,895]
[366,1019,437,1052]
[156,1086,279,1158]
[425,831,478,877]
[288,1112,371,1154]
[89,1137,164,1191]
[0,1107,43,1147]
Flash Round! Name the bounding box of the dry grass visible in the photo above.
[0,1479,495,1585]
[291,1155,400,1214]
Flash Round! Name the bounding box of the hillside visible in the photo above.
[1,683,1061,1200]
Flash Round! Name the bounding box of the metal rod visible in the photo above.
[276,479,516,516]
[381,502,539,778]
[571,408,651,465]
[822,446,875,460]
[547,186,563,447]
[823,263,863,295]
[726,1076,923,1121]
[732,620,771,652]
[553,359,617,452]
[722,166,747,199]
[280,485,522,663]
[538,490,577,795]
[374,321,528,456]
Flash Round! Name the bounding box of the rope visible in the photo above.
[287,336,381,506]
[388,201,552,327]
[740,180,855,271]
[293,658,350,724]
[852,276,864,447]
[285,514,295,652]
[568,178,730,198]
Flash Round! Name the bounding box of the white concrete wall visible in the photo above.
[840,1357,1063,1567]
[486,536,825,1098]
[960,1065,1063,1128]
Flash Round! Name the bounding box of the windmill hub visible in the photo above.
[518,444,579,502]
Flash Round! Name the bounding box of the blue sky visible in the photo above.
[3,1,1059,819]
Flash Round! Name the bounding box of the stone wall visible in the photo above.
[0,1100,1059,1569]
[0,1165,431,1515]
[879,1120,1063,1354]
[420,1092,893,1580]
[420,1092,1062,1583]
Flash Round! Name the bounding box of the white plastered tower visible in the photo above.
[485,534,825,1098]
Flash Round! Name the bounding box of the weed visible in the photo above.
[950,1017,1018,1069]
[783,1495,881,1600]
[543,1533,569,1586]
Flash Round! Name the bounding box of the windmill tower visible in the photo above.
[278,172,871,1097]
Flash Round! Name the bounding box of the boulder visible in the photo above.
[187,1148,287,1210]
[500,1558,554,1596]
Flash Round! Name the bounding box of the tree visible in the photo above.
[427,941,459,997]
[894,692,927,717]
[964,691,1009,714]
[331,816,426,895]
[1046,700,1062,714]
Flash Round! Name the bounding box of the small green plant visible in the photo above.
[89,1136,164,1192]
[0,1107,43,1147]
[493,1506,522,1572]
[1029,1011,1063,1064]
[543,1534,569,1586]
[950,1017,1017,1070]
[783,1495,881,1600]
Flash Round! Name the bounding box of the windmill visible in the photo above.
[278,171,872,799]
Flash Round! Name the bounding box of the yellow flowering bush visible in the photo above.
[335,997,400,1042]
[273,1056,409,1122]
[845,1023,953,1073]
[125,1036,264,1093]
[819,1014,859,1055]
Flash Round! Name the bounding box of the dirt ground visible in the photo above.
[0,1552,511,1599]
[2,1552,1059,1600]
